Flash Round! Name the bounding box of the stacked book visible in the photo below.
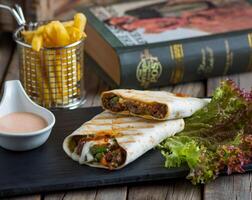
[80,0,252,89]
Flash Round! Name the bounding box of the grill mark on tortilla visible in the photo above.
[119,140,136,144]
[85,122,112,126]
[111,125,154,131]
[86,118,156,126]
[113,118,154,124]
[99,131,143,137]
[76,123,153,135]
[80,126,154,132]
[119,133,143,137]
[85,122,154,127]
[94,115,129,120]
[72,129,144,142]
[174,93,190,97]
[75,130,111,136]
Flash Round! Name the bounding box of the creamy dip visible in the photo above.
[0,112,47,133]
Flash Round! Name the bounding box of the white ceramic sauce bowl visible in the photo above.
[0,80,55,151]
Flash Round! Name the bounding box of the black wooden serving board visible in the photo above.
[0,107,252,198]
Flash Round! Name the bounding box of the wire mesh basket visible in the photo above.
[14,24,85,109]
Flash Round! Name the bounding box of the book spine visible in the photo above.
[118,30,252,89]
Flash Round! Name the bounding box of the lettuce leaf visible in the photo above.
[158,80,252,184]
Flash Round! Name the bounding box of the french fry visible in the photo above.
[36,25,45,34]
[52,21,70,46]
[43,22,56,47]
[73,13,87,31]
[63,20,74,28]
[31,34,43,51]
[66,26,86,43]
[22,31,35,43]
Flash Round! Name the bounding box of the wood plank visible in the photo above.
[48,186,127,200]
[90,80,109,107]
[0,33,14,87]
[81,64,110,107]
[165,181,201,200]
[4,48,19,81]
[207,73,252,96]
[204,173,252,200]
[82,65,102,107]
[45,185,127,200]
[43,193,65,200]
[128,184,168,200]
[2,195,41,200]
[63,190,97,200]
[161,82,205,97]
[128,179,201,200]
[95,186,127,200]
[44,189,97,200]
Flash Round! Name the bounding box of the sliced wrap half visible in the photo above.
[101,89,209,120]
[63,111,184,169]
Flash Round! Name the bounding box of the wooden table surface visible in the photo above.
[1,32,252,200]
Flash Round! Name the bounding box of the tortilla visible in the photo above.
[63,111,184,169]
[101,89,209,120]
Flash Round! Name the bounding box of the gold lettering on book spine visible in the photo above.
[136,49,162,88]
[224,40,233,75]
[247,33,252,71]
[169,44,184,84]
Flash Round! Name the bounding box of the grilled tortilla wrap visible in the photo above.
[101,89,209,120]
[63,111,184,169]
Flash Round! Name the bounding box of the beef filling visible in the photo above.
[76,136,126,169]
[102,94,167,119]
[103,95,125,112]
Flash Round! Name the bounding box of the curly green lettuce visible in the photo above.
[158,80,252,184]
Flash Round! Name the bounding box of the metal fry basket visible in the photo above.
[0,4,85,108]
[14,24,85,109]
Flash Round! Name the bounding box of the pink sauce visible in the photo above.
[0,112,47,133]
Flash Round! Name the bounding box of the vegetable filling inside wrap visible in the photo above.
[72,134,127,169]
[102,94,167,119]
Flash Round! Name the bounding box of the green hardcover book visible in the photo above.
[79,0,252,89]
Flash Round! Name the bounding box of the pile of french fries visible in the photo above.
[21,13,87,107]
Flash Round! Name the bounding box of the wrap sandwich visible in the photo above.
[101,89,209,120]
[63,111,184,169]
